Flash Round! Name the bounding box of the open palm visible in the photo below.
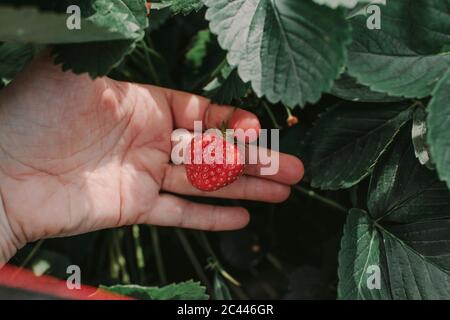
[0,52,303,251]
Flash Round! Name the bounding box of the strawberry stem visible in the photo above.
[262,101,281,129]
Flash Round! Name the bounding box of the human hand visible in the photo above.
[0,52,303,263]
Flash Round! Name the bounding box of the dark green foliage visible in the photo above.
[2,0,450,300]
[101,280,208,300]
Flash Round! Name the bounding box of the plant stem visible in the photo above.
[20,239,44,269]
[197,232,241,287]
[114,230,130,284]
[262,101,282,129]
[175,229,212,290]
[11,239,45,278]
[150,226,167,285]
[132,225,146,283]
[109,232,120,280]
[141,42,161,85]
[123,228,139,283]
[284,104,293,118]
[293,185,348,214]
[266,253,285,274]
[197,232,219,261]
[138,40,163,60]
[210,58,227,80]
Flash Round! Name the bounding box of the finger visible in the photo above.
[243,144,305,185]
[161,87,260,140]
[162,165,291,203]
[145,194,250,231]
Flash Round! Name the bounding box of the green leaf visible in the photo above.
[301,102,412,190]
[412,106,434,170]
[338,209,450,299]
[162,0,204,15]
[347,0,450,98]
[368,125,450,223]
[312,0,378,9]
[428,70,450,190]
[382,224,450,299]
[185,29,214,71]
[52,40,136,77]
[345,1,385,19]
[101,280,209,300]
[150,3,172,10]
[385,220,450,274]
[203,63,249,104]
[51,0,149,78]
[346,123,450,300]
[337,209,391,300]
[0,42,38,80]
[0,4,142,44]
[182,29,225,92]
[204,0,351,107]
[331,73,404,103]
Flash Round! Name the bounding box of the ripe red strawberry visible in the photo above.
[185,133,245,192]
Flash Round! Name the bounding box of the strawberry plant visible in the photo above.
[0,0,449,300]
